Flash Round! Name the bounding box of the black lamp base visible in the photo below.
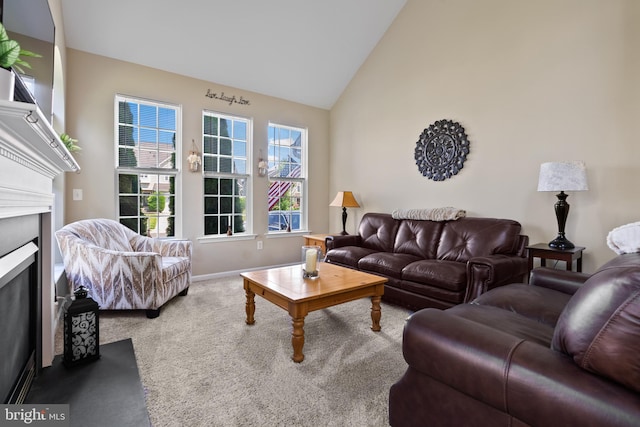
[340,207,349,235]
[548,234,575,250]
[549,191,575,250]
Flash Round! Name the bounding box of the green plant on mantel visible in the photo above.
[60,133,81,153]
[0,23,41,73]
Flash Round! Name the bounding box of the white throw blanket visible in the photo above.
[606,221,640,254]
[391,207,466,221]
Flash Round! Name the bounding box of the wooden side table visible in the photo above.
[303,234,333,255]
[526,243,585,273]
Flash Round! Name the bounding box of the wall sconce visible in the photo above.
[258,150,268,176]
[187,139,201,172]
[537,161,588,249]
[258,160,268,177]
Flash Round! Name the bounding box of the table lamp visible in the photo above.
[330,191,360,235]
[537,161,588,249]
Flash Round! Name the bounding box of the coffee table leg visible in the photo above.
[291,316,305,362]
[371,295,382,331]
[244,284,255,325]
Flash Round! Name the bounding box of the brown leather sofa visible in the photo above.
[389,253,640,427]
[325,213,529,310]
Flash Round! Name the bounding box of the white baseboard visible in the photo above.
[56,261,299,285]
[191,262,298,282]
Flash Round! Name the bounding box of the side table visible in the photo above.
[303,234,333,255]
[526,243,585,273]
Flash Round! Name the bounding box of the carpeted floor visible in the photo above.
[56,275,412,426]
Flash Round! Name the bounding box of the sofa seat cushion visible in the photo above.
[325,246,378,268]
[358,252,421,279]
[471,284,572,327]
[446,303,555,347]
[401,259,467,292]
[162,256,191,282]
[400,280,465,305]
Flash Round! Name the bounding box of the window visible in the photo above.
[202,111,251,236]
[267,123,307,233]
[20,75,36,97]
[115,95,180,237]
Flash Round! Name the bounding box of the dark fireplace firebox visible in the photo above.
[0,214,41,404]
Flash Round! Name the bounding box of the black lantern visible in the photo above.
[63,285,100,367]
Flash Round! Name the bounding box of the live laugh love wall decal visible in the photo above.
[205,89,251,106]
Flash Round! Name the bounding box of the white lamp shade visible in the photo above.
[537,161,588,192]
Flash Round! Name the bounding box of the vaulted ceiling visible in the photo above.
[60,0,407,109]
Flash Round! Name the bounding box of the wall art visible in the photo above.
[414,119,470,181]
[205,89,251,106]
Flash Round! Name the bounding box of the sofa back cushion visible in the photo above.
[394,220,444,258]
[357,213,399,252]
[436,217,522,262]
[552,253,640,393]
[60,218,135,252]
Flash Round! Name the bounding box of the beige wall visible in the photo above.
[329,0,640,273]
[62,0,640,276]
[64,50,330,276]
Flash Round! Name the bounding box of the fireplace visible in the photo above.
[0,214,41,404]
[0,100,79,403]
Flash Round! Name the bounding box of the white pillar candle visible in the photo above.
[305,248,317,272]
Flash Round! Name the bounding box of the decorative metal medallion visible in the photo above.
[414,119,470,181]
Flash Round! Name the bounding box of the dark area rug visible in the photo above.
[26,338,150,427]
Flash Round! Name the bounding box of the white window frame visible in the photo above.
[267,122,308,234]
[201,110,253,237]
[114,94,182,237]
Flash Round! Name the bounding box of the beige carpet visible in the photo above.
[58,275,412,426]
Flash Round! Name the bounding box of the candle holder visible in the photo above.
[301,246,322,279]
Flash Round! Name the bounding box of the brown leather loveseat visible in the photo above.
[325,212,529,310]
[389,253,640,426]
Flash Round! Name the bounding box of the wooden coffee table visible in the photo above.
[240,262,387,362]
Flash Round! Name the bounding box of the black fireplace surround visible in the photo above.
[0,214,41,404]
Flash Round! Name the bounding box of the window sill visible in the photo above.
[197,234,258,244]
[266,230,310,239]
[195,230,311,243]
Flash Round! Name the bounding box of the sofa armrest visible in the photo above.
[402,309,640,427]
[529,267,590,295]
[464,255,528,302]
[152,238,192,258]
[402,308,528,413]
[130,235,193,258]
[515,234,529,257]
[61,240,161,276]
[325,234,361,250]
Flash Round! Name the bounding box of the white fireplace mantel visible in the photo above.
[0,99,80,369]
[0,100,79,219]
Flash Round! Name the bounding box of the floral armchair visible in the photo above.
[55,218,192,318]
